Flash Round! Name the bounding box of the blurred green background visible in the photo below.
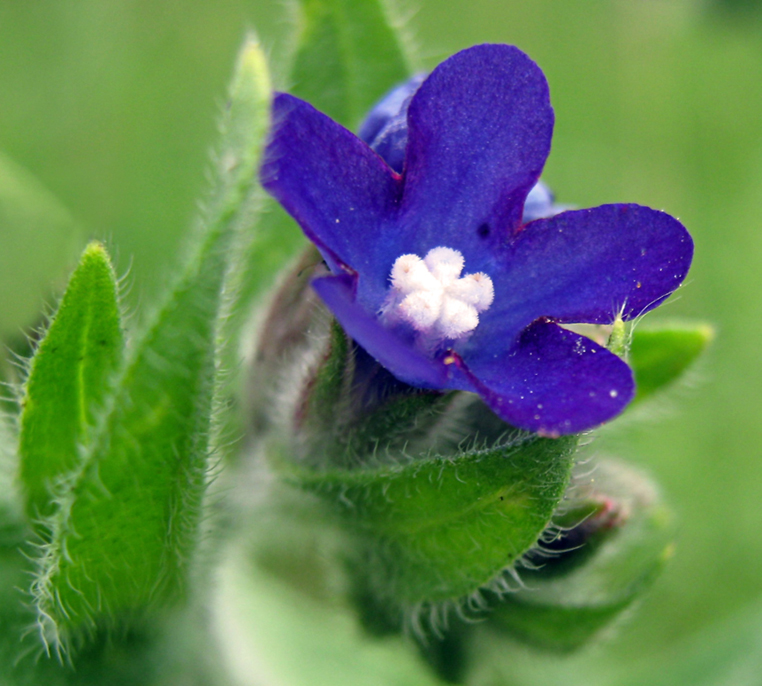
[1,0,760,682]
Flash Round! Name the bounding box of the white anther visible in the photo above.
[387,245,494,340]
[447,272,494,311]
[399,290,443,330]
[438,299,479,339]
[424,247,464,284]
[390,254,440,294]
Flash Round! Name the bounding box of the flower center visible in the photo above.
[386,247,494,339]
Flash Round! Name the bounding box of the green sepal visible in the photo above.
[31,37,272,650]
[630,323,714,403]
[295,319,455,467]
[246,244,325,437]
[300,320,354,430]
[291,0,412,131]
[490,460,673,652]
[251,248,458,469]
[339,389,454,462]
[19,241,124,524]
[607,316,627,357]
[277,434,576,608]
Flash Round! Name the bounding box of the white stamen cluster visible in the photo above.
[387,246,494,339]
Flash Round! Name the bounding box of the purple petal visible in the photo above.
[451,321,634,435]
[260,93,402,298]
[395,44,554,269]
[466,204,693,357]
[311,273,448,388]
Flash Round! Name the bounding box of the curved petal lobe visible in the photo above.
[261,93,402,286]
[312,273,447,388]
[467,204,693,358]
[451,321,634,435]
[397,44,554,268]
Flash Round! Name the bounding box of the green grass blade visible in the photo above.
[291,0,413,130]
[19,242,124,524]
[31,36,272,651]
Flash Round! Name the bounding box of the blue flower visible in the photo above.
[260,44,693,435]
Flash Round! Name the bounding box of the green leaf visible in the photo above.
[280,434,576,608]
[0,151,83,336]
[31,36,272,650]
[291,0,413,130]
[19,242,124,524]
[630,323,714,403]
[490,460,673,652]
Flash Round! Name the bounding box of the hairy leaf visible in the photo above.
[32,37,271,649]
[19,241,124,523]
[281,434,576,607]
[630,323,713,403]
